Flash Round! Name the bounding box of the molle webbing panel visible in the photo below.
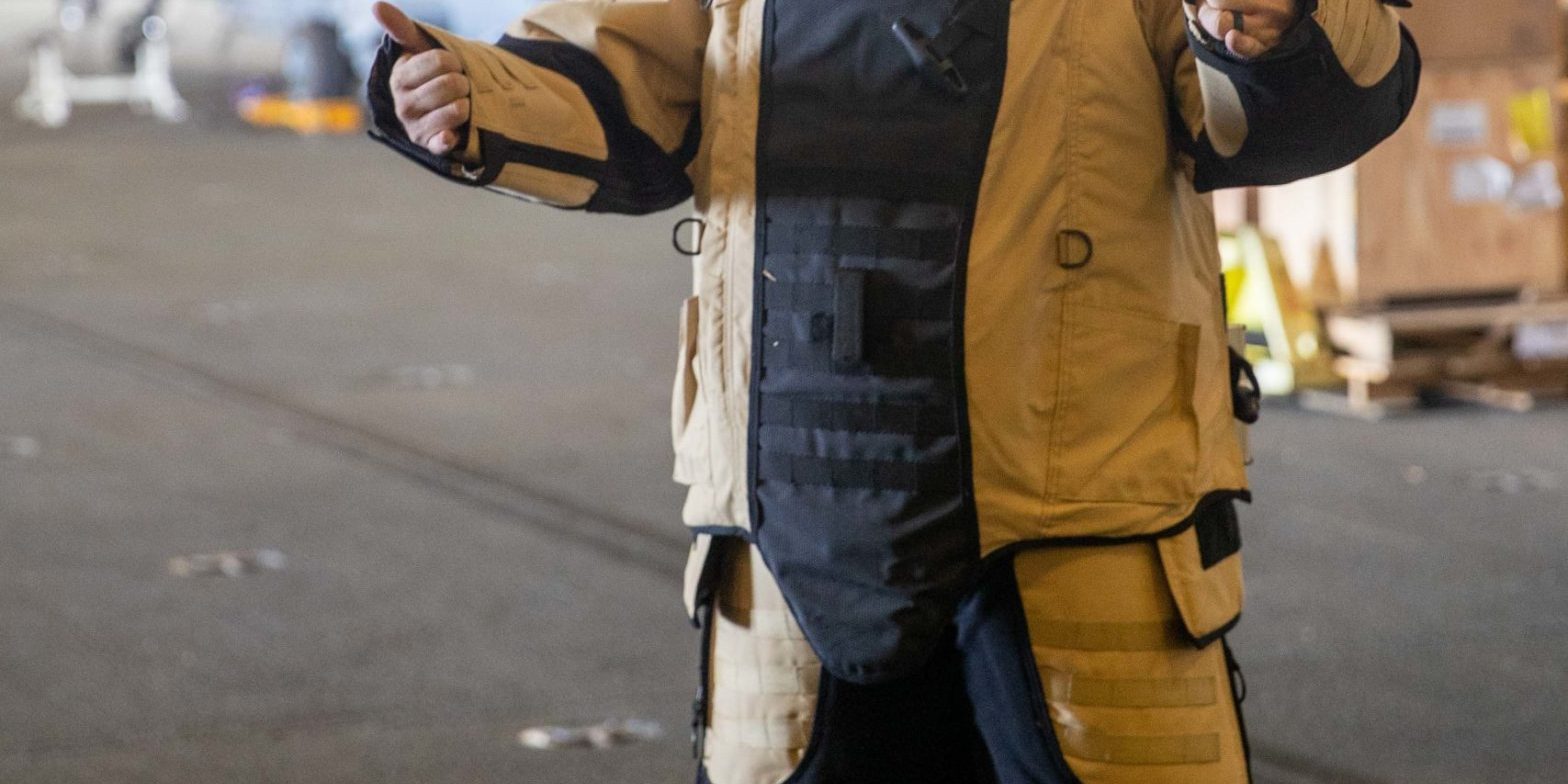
[703,545,819,784]
[749,0,1009,684]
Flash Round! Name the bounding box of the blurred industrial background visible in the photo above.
[0,1,1564,782]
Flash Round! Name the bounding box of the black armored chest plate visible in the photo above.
[749,0,1010,683]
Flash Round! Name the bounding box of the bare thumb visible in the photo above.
[372,2,433,54]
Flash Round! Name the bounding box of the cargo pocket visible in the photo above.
[673,296,713,486]
[1010,542,1252,781]
[1050,302,1202,505]
[1157,495,1246,647]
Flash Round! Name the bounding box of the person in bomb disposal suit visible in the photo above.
[367,0,1418,780]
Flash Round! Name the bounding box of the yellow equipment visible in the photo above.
[1221,227,1338,395]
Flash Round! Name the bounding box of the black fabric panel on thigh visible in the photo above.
[750,0,1010,685]
[785,638,994,784]
[954,561,1079,784]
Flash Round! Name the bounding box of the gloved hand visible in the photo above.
[1184,0,1304,59]
[373,2,471,156]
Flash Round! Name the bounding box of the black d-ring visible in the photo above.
[1229,347,1263,425]
[1057,229,1095,269]
[673,218,707,257]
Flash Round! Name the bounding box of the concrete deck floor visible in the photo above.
[1,79,1565,784]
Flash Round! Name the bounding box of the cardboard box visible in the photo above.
[1257,60,1566,306]
[1397,0,1560,64]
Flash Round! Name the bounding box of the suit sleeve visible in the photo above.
[367,0,710,215]
[1148,0,1421,192]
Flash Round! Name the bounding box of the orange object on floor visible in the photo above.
[238,95,363,136]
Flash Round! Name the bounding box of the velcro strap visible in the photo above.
[833,269,865,370]
[709,661,821,698]
[759,398,954,438]
[707,691,815,751]
[1057,723,1222,766]
[762,281,836,313]
[765,223,957,262]
[1042,668,1218,709]
[757,452,958,492]
[1030,619,1186,652]
[761,329,953,379]
[762,281,953,321]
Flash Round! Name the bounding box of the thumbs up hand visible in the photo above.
[1186,0,1302,60]
[374,2,471,156]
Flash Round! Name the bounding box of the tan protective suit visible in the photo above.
[367,0,1417,780]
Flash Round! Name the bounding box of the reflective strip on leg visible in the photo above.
[1042,667,1218,709]
[709,686,815,751]
[1057,723,1223,766]
[712,659,821,696]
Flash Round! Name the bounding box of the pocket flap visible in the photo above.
[1156,494,1248,647]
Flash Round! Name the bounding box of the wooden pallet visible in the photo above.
[1317,295,1568,417]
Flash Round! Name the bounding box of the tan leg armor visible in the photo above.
[1015,543,1250,784]
[695,539,1248,784]
[702,542,821,784]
